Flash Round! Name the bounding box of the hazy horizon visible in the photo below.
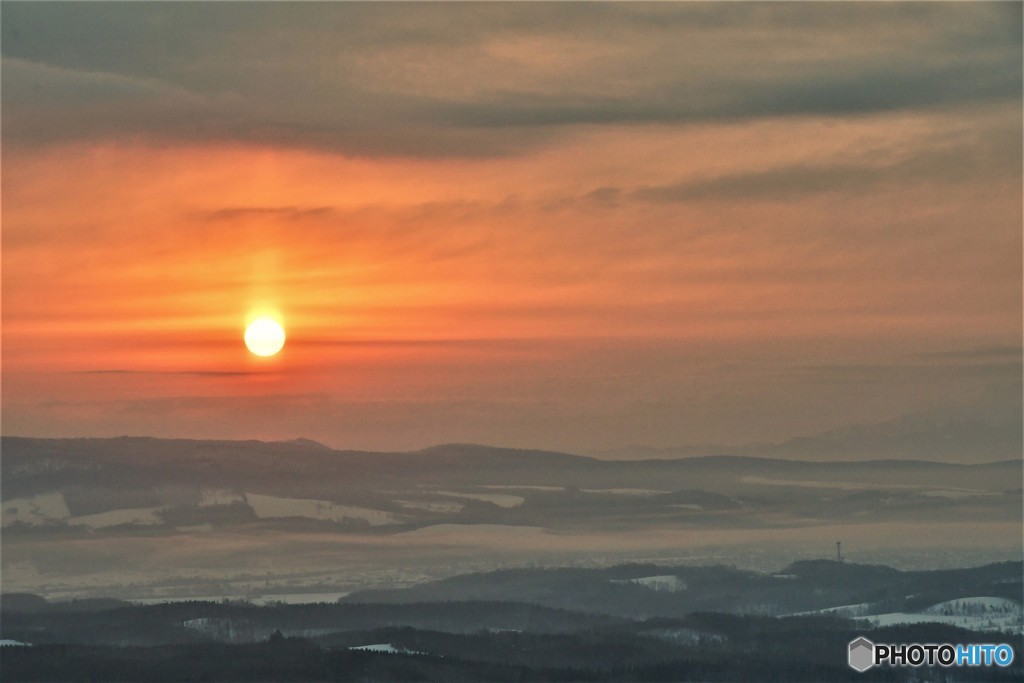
[3,435,1021,605]
[1,429,1022,465]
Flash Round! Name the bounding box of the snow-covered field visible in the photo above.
[859,610,1021,633]
[792,602,873,618]
[923,596,1020,615]
[583,488,669,496]
[244,493,402,526]
[396,499,465,513]
[69,507,163,528]
[434,491,525,508]
[2,490,404,528]
[2,493,71,526]
[799,596,1022,634]
[2,494,162,528]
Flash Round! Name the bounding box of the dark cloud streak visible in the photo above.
[628,118,1021,203]
[441,58,1020,129]
[79,370,265,378]
[2,3,1018,158]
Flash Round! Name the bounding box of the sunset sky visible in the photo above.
[2,3,1021,454]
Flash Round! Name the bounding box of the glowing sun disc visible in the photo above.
[244,318,286,357]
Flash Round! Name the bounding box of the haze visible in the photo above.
[2,3,1021,456]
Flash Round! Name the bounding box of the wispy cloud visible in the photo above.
[202,206,336,222]
[79,369,264,377]
[2,3,1019,157]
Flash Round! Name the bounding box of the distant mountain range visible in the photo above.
[3,436,1019,533]
[588,410,1022,462]
[2,436,1020,601]
[3,435,1019,540]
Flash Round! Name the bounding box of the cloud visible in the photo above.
[436,57,1020,129]
[79,370,264,378]
[0,57,236,147]
[202,206,337,222]
[2,3,1019,157]
[619,112,1021,203]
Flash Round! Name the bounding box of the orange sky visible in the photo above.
[2,4,1021,453]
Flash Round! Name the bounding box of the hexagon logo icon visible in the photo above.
[848,637,875,672]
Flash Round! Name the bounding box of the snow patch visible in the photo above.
[791,597,1022,629]
[0,639,31,647]
[2,493,70,526]
[924,597,1021,614]
[199,489,245,506]
[396,500,465,513]
[791,602,872,618]
[399,523,547,541]
[70,507,162,528]
[350,643,428,655]
[245,494,402,526]
[435,491,525,508]
[860,611,1022,633]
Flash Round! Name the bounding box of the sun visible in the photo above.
[244,318,286,357]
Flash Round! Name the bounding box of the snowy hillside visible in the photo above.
[861,596,1022,634]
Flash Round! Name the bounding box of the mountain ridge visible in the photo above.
[3,435,1019,603]
[3,435,1018,468]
